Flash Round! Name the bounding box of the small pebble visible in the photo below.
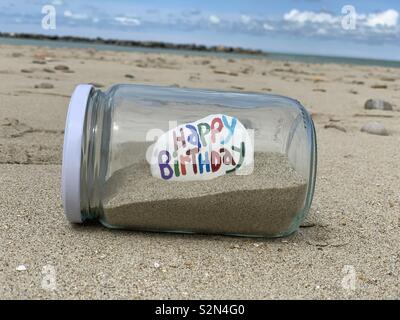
[16,265,27,271]
[324,124,346,132]
[371,84,388,89]
[380,77,396,82]
[43,68,55,73]
[231,85,244,90]
[364,99,393,111]
[54,65,69,71]
[153,262,160,268]
[34,82,54,89]
[361,121,389,136]
[32,60,46,65]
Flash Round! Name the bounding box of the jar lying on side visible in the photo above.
[62,84,317,237]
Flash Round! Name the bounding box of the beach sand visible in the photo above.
[102,153,307,236]
[0,44,399,299]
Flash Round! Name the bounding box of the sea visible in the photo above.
[1,36,400,69]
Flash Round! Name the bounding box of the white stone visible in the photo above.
[361,121,389,136]
[16,265,27,271]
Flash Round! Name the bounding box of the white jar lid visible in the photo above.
[61,84,94,223]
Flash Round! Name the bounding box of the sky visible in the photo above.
[0,0,399,60]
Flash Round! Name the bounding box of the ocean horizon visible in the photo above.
[1,35,400,69]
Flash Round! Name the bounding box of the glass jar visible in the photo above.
[62,84,317,237]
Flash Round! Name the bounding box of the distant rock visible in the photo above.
[54,65,69,71]
[213,70,238,76]
[43,68,55,73]
[34,82,54,89]
[0,32,265,55]
[124,74,135,79]
[371,84,388,89]
[361,122,389,136]
[380,77,396,82]
[364,99,393,111]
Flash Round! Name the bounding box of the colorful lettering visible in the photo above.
[152,114,253,181]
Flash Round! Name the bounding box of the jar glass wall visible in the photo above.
[73,84,317,237]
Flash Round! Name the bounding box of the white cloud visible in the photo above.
[47,7,400,44]
[365,9,398,28]
[241,15,251,24]
[64,10,88,20]
[263,22,274,31]
[279,8,400,41]
[284,9,338,24]
[283,8,399,30]
[209,15,220,25]
[115,16,141,26]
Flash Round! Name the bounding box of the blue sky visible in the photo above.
[1,0,399,60]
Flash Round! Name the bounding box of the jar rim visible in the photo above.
[61,84,93,223]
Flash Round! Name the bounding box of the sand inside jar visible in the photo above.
[101,152,307,236]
